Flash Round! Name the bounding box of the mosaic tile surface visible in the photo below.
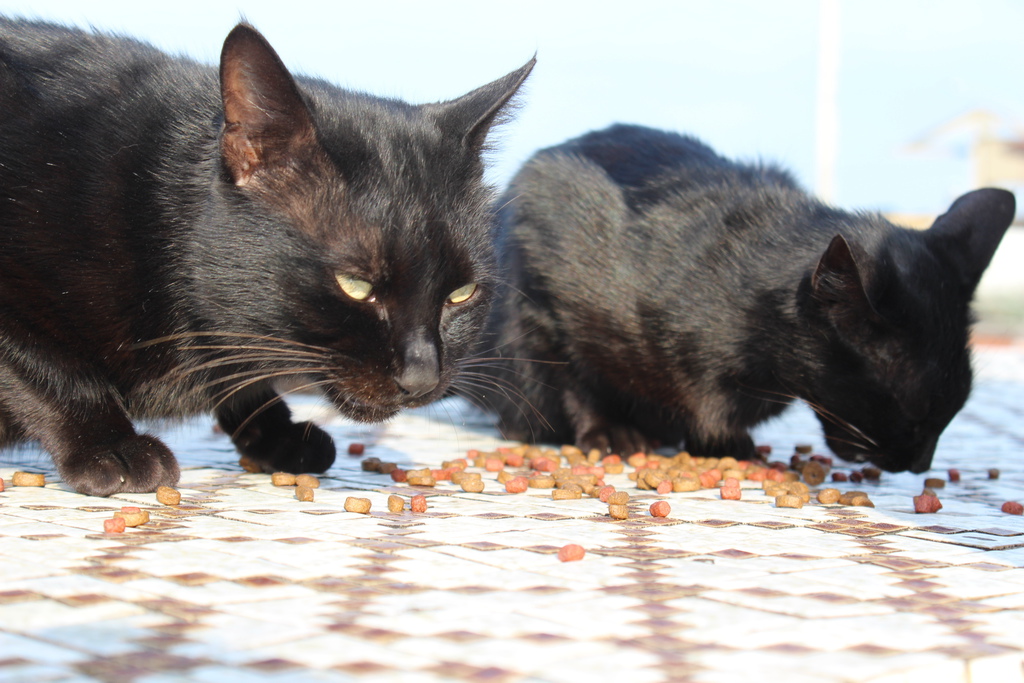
[0,346,1021,683]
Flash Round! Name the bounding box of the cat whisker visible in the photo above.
[132,330,336,355]
[450,374,554,434]
[228,378,338,440]
[209,367,336,410]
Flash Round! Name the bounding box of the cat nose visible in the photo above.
[395,334,439,398]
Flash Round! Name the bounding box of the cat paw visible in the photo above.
[234,421,336,474]
[684,433,756,459]
[577,423,652,456]
[57,434,181,497]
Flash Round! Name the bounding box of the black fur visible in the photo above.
[0,18,532,495]
[473,124,1014,473]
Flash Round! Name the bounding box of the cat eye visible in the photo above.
[336,274,375,302]
[447,283,478,304]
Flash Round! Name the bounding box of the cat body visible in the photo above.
[478,124,1014,473]
[0,17,532,495]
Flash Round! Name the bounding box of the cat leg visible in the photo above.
[216,388,335,474]
[683,431,757,460]
[0,352,179,497]
[564,390,653,456]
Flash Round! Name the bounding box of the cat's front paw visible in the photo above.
[577,423,653,456]
[234,421,336,474]
[58,434,180,497]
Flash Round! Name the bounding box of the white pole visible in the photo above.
[815,0,840,204]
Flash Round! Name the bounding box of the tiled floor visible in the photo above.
[0,345,1021,683]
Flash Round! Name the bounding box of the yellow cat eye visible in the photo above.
[336,274,374,301]
[447,283,477,304]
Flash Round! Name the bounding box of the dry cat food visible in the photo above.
[552,487,582,500]
[988,468,1000,480]
[103,517,126,533]
[271,472,296,487]
[238,456,261,473]
[816,488,841,504]
[295,486,314,502]
[558,544,586,562]
[295,474,320,489]
[0,477,5,493]
[650,501,671,517]
[113,506,150,527]
[460,478,485,493]
[360,457,382,472]
[801,461,826,486]
[387,494,405,513]
[528,474,556,489]
[505,476,528,494]
[947,468,961,483]
[775,494,804,509]
[410,494,428,513]
[923,477,945,489]
[607,491,630,505]
[1001,501,1023,515]
[156,486,181,506]
[344,497,371,513]
[608,503,629,520]
[914,494,943,513]
[11,471,45,487]
[347,442,365,456]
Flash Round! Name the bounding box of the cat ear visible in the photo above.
[428,57,535,152]
[924,188,1015,293]
[811,234,882,338]
[219,24,317,187]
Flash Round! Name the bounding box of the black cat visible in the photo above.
[474,124,1014,473]
[0,17,532,496]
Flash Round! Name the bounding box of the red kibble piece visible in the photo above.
[790,455,804,469]
[602,454,622,465]
[627,452,647,467]
[1001,501,1023,515]
[505,453,524,468]
[721,486,742,501]
[0,477,4,492]
[769,461,788,471]
[766,469,785,483]
[644,460,660,469]
[831,472,849,483]
[390,468,407,483]
[913,494,943,514]
[948,469,961,483]
[811,455,833,466]
[656,480,672,495]
[746,468,767,482]
[505,476,528,494]
[410,494,427,513]
[121,506,141,514]
[755,445,772,455]
[650,501,671,518]
[104,517,126,533]
[347,443,365,456]
[531,457,557,472]
[485,458,505,472]
[597,486,616,503]
[571,465,591,475]
[558,544,586,562]
[850,471,864,483]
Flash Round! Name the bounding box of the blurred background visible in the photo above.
[0,0,1021,335]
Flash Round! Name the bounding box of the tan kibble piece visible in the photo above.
[528,475,556,489]
[113,509,150,527]
[795,444,813,454]
[156,486,181,506]
[603,462,625,475]
[802,461,826,486]
[816,488,841,504]
[782,471,800,483]
[406,475,437,487]
[608,503,629,520]
[924,478,946,489]
[775,494,804,509]
[552,488,582,500]
[496,470,513,484]
[460,479,485,493]
[839,491,868,505]
[295,485,314,502]
[344,497,371,513]
[608,491,630,505]
[295,474,320,489]
[11,471,45,487]
[988,468,1000,480]
[387,494,404,513]
[271,472,296,487]
[849,495,874,507]
[238,456,262,473]
[673,478,701,492]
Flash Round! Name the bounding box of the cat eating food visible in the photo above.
[0,18,532,496]
[474,124,1013,473]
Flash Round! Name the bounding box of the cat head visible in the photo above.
[804,188,1015,473]
[194,24,532,421]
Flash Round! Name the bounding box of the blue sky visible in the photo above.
[1,0,1022,215]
